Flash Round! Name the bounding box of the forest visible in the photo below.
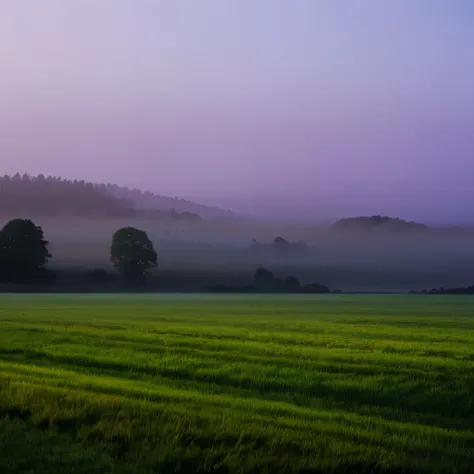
[0,174,225,220]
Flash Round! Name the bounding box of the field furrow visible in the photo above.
[1,294,473,473]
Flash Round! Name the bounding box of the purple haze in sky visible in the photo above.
[1,1,474,223]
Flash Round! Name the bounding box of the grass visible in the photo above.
[0,294,473,473]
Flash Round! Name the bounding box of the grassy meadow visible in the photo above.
[0,294,473,473]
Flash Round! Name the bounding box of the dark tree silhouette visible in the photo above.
[284,276,301,291]
[0,218,51,283]
[254,267,274,288]
[274,236,290,247]
[110,227,158,285]
[86,268,109,284]
[331,216,427,232]
[302,283,330,293]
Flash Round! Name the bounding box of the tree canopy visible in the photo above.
[254,267,275,288]
[0,218,51,283]
[110,227,158,285]
[274,236,290,247]
[331,216,427,233]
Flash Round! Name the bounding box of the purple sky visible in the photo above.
[1,1,474,222]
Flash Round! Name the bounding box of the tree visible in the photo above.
[274,236,290,247]
[0,219,51,283]
[110,227,157,285]
[86,268,109,284]
[254,267,274,289]
[273,236,290,257]
[301,283,330,294]
[284,276,301,291]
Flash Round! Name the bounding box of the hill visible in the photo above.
[331,215,428,232]
[106,184,236,220]
[0,174,232,220]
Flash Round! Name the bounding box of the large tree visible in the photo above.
[110,227,158,285]
[0,218,51,283]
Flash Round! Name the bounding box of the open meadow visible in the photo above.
[1,294,474,473]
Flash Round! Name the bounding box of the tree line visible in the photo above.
[0,218,157,286]
[0,174,201,220]
[206,267,331,294]
[331,216,427,232]
[0,218,332,293]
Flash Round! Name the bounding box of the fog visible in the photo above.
[29,216,474,293]
[2,2,474,293]
[2,2,474,223]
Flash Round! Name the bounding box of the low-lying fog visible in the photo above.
[34,217,474,293]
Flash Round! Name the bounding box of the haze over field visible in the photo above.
[1,1,474,223]
[2,174,474,292]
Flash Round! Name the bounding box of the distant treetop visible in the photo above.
[331,216,427,232]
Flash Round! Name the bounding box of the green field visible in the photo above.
[1,294,474,474]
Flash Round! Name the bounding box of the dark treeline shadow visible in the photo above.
[0,216,333,293]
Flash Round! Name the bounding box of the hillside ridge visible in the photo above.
[0,173,235,219]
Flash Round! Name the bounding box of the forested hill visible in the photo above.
[0,174,231,219]
[106,183,236,219]
[331,216,428,232]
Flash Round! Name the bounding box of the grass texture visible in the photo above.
[0,294,473,473]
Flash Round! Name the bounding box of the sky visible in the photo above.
[1,0,474,223]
